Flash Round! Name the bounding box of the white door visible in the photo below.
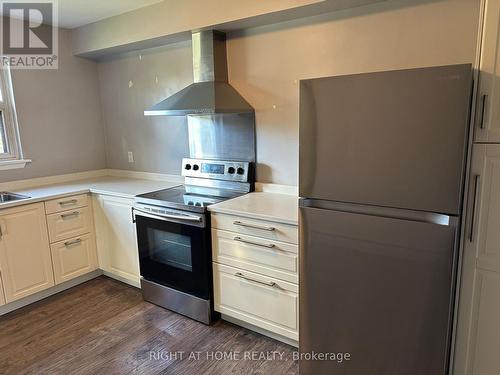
[50,233,98,285]
[93,195,140,285]
[475,0,500,142]
[454,144,500,375]
[0,203,54,303]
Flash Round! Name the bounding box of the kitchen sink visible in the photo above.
[0,192,31,203]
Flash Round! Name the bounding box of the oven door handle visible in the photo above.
[132,207,202,223]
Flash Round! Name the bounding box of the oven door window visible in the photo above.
[136,215,209,299]
[149,230,193,272]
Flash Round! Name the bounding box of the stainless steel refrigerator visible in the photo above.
[299,64,472,375]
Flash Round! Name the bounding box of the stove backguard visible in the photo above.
[187,113,256,163]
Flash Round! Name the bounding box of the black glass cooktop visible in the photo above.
[135,185,243,213]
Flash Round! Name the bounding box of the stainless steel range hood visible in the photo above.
[144,30,254,116]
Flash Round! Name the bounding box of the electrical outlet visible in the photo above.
[128,152,134,163]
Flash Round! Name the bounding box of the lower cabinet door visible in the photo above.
[93,195,139,284]
[213,263,298,340]
[0,203,54,303]
[467,269,500,375]
[50,233,98,284]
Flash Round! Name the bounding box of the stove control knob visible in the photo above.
[228,167,235,174]
[237,167,245,175]
[185,164,192,170]
[193,164,199,171]
[195,202,202,206]
[188,201,194,205]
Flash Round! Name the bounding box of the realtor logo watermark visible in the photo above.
[1,0,58,69]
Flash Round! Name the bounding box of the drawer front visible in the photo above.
[45,194,88,214]
[47,206,92,243]
[213,263,298,340]
[211,213,298,245]
[212,229,298,283]
[50,233,98,284]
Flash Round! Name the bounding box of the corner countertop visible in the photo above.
[208,192,299,226]
[0,176,181,209]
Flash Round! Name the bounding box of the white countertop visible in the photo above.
[0,176,182,209]
[208,192,299,225]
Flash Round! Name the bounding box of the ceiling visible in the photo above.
[58,0,164,29]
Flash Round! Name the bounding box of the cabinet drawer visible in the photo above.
[212,229,298,283]
[50,233,98,284]
[45,194,88,214]
[213,263,298,340]
[211,213,298,245]
[47,206,92,243]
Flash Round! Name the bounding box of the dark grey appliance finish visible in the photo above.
[300,64,472,215]
[299,64,472,375]
[134,158,253,325]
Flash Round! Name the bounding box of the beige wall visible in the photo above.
[0,28,106,183]
[98,0,480,185]
[98,42,192,175]
[228,0,480,184]
[0,0,480,185]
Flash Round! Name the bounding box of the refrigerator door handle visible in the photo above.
[469,174,481,242]
[300,198,455,227]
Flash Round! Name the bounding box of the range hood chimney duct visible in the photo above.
[144,30,254,116]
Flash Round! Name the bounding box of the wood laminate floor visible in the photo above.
[0,276,298,375]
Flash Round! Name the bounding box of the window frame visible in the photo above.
[0,67,28,169]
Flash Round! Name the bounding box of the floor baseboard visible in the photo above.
[0,270,103,316]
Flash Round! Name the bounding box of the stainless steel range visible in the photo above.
[133,158,253,324]
[138,28,256,324]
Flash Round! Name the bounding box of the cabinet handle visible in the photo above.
[61,211,79,219]
[64,238,82,247]
[469,174,481,242]
[233,220,275,231]
[479,94,488,129]
[234,236,275,249]
[59,199,78,206]
[234,272,280,289]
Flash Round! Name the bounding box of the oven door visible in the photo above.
[133,207,210,300]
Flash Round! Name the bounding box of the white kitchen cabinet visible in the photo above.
[46,206,93,243]
[50,233,98,284]
[93,194,140,286]
[0,203,54,303]
[211,210,299,343]
[475,0,500,142]
[212,228,298,283]
[455,144,500,375]
[45,193,89,214]
[213,263,299,340]
[212,213,298,244]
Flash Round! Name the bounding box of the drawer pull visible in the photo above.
[61,211,80,219]
[234,236,275,249]
[233,220,275,232]
[64,238,82,247]
[235,272,280,289]
[59,199,78,206]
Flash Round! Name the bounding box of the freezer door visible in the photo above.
[299,205,458,375]
[299,64,472,215]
